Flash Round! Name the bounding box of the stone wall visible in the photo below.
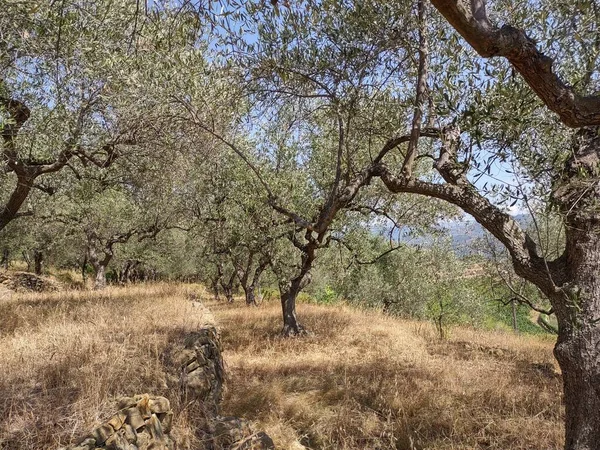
[61,325,273,450]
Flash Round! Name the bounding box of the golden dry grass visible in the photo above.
[209,299,563,450]
[0,283,213,449]
[0,285,563,450]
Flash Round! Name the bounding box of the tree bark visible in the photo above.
[88,247,111,290]
[220,270,237,303]
[279,279,306,337]
[92,263,107,290]
[244,256,269,306]
[1,248,9,270]
[511,299,518,333]
[81,255,88,284]
[33,249,43,275]
[211,277,221,301]
[549,191,600,448]
[551,233,600,450]
[244,284,257,306]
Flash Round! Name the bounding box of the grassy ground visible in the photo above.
[0,284,214,450]
[209,299,563,450]
[0,285,563,449]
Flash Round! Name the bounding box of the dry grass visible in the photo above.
[210,299,563,450]
[0,283,212,450]
[0,285,563,450]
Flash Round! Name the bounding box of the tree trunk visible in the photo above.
[92,263,107,290]
[280,285,304,336]
[22,250,31,272]
[222,285,234,303]
[81,255,88,284]
[0,173,35,232]
[551,224,600,450]
[1,248,9,270]
[279,276,309,337]
[244,284,256,306]
[511,299,518,333]
[211,277,221,301]
[245,257,268,306]
[546,127,600,450]
[33,249,43,275]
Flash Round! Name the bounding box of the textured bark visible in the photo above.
[429,0,600,127]
[211,277,221,301]
[0,173,35,231]
[402,0,429,177]
[33,249,43,275]
[280,282,306,337]
[546,128,600,450]
[1,248,9,270]
[550,227,600,449]
[93,263,107,290]
[244,285,257,307]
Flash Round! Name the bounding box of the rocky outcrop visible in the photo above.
[61,324,273,450]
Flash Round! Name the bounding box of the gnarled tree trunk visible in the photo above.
[1,248,9,270]
[92,263,108,290]
[279,279,305,337]
[33,249,43,275]
[550,129,600,449]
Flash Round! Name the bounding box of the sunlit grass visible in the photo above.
[0,285,562,449]
[210,298,562,450]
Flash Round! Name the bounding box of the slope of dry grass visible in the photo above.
[210,300,563,450]
[0,284,213,450]
[0,285,563,450]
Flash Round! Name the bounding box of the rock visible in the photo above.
[105,431,130,450]
[178,327,224,412]
[149,397,170,414]
[158,412,173,434]
[213,416,252,448]
[108,411,127,431]
[126,407,145,430]
[92,424,114,445]
[117,397,138,410]
[123,424,137,443]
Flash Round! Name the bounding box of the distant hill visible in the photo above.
[440,213,531,254]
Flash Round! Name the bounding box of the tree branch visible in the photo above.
[402,0,429,176]
[430,0,600,127]
[374,163,559,294]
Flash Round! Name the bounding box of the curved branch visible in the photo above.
[430,0,600,127]
[374,164,560,294]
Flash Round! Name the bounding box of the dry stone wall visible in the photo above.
[64,394,174,450]
[61,324,273,450]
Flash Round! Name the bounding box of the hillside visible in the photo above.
[212,300,562,450]
[0,285,562,449]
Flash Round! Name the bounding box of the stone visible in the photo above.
[145,414,165,442]
[117,397,138,410]
[123,424,137,443]
[185,360,200,373]
[92,424,115,445]
[158,412,173,434]
[105,430,130,450]
[126,407,145,430]
[108,411,127,431]
[149,397,170,414]
[136,394,152,419]
[213,416,252,447]
[73,437,96,450]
